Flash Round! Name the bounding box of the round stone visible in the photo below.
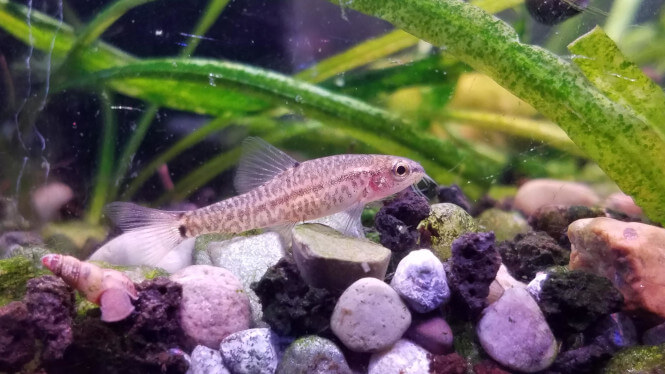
[171,265,251,349]
[331,277,411,352]
[219,328,280,374]
[276,335,351,374]
[390,249,450,313]
[188,345,230,374]
[368,339,429,374]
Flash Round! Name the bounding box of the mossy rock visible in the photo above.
[476,208,530,242]
[0,255,49,305]
[417,203,478,261]
[604,344,665,374]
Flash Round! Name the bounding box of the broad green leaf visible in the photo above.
[327,0,665,224]
[569,26,665,138]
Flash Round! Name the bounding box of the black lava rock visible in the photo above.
[545,344,610,374]
[375,189,430,252]
[643,321,665,346]
[0,301,35,372]
[537,270,624,336]
[129,277,187,347]
[448,232,501,316]
[24,275,76,362]
[528,205,605,248]
[252,257,338,337]
[437,184,471,213]
[497,231,569,281]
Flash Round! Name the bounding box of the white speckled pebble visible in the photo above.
[171,265,251,349]
[390,249,450,312]
[331,277,411,352]
[368,339,429,374]
[187,345,230,374]
[220,328,280,374]
[477,287,557,373]
[276,335,351,374]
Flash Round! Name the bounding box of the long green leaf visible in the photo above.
[326,0,665,224]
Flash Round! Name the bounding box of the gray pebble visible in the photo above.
[477,287,557,373]
[331,277,411,352]
[187,345,230,374]
[276,335,351,374]
[220,328,281,374]
[390,249,449,313]
[368,339,429,374]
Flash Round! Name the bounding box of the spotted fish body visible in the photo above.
[105,138,426,262]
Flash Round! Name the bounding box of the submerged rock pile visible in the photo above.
[2,178,665,373]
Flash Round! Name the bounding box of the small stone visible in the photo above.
[405,316,453,355]
[276,335,351,374]
[437,184,472,213]
[292,223,391,291]
[171,265,251,349]
[219,328,280,374]
[528,205,605,247]
[0,231,43,258]
[568,217,665,317]
[251,258,337,337]
[603,344,665,374]
[593,313,638,352]
[486,264,528,305]
[535,269,623,335]
[604,192,643,219]
[375,189,431,252]
[207,232,284,326]
[477,287,557,373]
[31,181,74,222]
[429,352,469,374]
[514,179,599,216]
[331,277,411,352]
[0,301,35,372]
[497,231,569,282]
[418,203,479,261]
[368,339,429,374]
[187,345,230,374]
[449,232,501,316]
[643,322,665,346]
[476,209,529,242]
[390,249,449,313]
[24,275,76,361]
[547,344,609,373]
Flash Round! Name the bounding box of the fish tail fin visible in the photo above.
[104,202,186,263]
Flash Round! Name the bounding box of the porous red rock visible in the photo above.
[514,179,599,216]
[568,217,665,317]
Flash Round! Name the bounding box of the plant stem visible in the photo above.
[604,0,642,41]
[87,91,116,224]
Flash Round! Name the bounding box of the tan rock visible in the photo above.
[568,217,665,317]
[604,192,643,219]
[514,179,599,216]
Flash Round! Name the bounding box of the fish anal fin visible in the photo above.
[234,137,299,194]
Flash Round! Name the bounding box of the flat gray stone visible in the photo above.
[276,335,351,374]
[390,249,450,313]
[331,277,411,352]
[292,224,391,291]
[368,339,429,374]
[477,287,557,373]
[207,232,285,326]
[219,328,280,374]
[187,345,230,374]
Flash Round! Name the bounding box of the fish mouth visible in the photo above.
[411,173,437,198]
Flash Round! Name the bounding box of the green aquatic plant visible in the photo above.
[0,0,664,224]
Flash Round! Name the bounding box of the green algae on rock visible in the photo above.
[475,208,529,242]
[604,344,665,374]
[0,255,50,305]
[418,203,478,261]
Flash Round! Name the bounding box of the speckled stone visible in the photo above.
[477,287,557,373]
[219,328,280,374]
[418,203,479,261]
[207,232,285,326]
[171,265,251,349]
[276,335,351,374]
[331,277,411,352]
[187,345,230,374]
[514,179,599,216]
[292,224,391,291]
[390,249,450,313]
[368,339,429,374]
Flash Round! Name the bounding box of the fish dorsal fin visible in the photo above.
[234,137,299,194]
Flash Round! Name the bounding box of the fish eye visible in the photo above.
[392,161,410,178]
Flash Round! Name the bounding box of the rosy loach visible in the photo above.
[104,137,426,264]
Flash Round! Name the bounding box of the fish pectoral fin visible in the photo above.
[307,203,366,238]
[99,288,135,322]
[234,137,300,194]
[269,222,297,247]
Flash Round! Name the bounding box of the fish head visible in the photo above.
[364,156,426,201]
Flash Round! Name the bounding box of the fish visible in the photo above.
[102,137,427,266]
[41,254,138,322]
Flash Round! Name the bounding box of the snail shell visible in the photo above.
[41,254,138,322]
